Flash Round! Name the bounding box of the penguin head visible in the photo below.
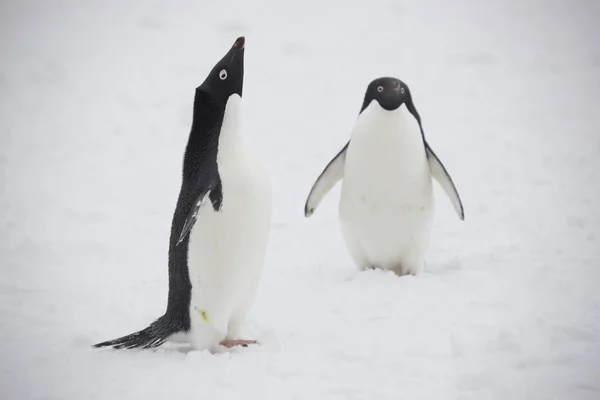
[195,36,245,106]
[360,77,411,112]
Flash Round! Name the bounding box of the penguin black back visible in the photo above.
[93,37,246,350]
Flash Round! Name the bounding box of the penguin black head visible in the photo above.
[195,36,245,107]
[360,77,411,112]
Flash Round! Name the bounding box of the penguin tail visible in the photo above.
[92,318,176,350]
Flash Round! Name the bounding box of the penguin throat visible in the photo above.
[216,94,243,155]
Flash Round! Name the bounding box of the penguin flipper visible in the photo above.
[425,141,465,220]
[92,317,175,350]
[304,143,348,217]
[176,187,213,246]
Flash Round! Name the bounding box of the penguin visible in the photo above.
[304,77,464,276]
[93,36,272,351]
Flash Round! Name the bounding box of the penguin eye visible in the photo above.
[377,86,384,93]
[219,69,228,80]
[400,87,405,94]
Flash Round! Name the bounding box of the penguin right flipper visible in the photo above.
[176,185,216,245]
[304,143,348,217]
[425,142,465,220]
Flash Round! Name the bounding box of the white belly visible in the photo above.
[339,103,434,275]
[186,153,272,350]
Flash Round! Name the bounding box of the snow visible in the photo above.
[1,0,599,399]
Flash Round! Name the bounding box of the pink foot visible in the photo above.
[219,339,258,348]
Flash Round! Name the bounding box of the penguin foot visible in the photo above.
[359,264,378,271]
[219,339,258,348]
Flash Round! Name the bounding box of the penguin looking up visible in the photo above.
[94,36,273,351]
[304,77,464,276]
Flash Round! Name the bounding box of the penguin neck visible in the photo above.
[217,94,245,173]
[182,92,226,182]
[184,93,242,174]
[355,102,422,141]
[357,101,404,126]
[351,102,426,165]
[216,94,244,163]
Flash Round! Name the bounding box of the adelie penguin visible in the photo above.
[93,37,272,351]
[304,77,464,276]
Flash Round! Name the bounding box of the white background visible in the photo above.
[1,0,599,399]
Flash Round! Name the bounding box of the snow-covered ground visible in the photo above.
[1,0,599,399]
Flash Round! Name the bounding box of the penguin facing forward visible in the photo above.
[304,77,464,276]
[94,36,272,351]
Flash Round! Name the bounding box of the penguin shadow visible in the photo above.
[342,267,397,282]
[341,258,463,282]
[423,257,463,276]
[170,328,281,356]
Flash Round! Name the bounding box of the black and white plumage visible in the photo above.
[305,77,464,276]
[94,36,272,351]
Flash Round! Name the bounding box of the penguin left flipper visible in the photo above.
[425,142,465,220]
[176,183,216,245]
[304,143,348,217]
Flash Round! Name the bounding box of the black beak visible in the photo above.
[232,36,245,51]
